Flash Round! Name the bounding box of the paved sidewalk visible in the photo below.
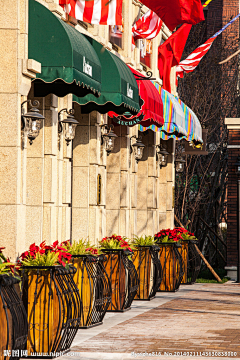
[58,282,240,360]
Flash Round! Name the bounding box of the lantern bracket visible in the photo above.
[134,71,156,81]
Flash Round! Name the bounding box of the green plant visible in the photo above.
[18,241,72,268]
[61,240,101,256]
[175,228,198,241]
[154,229,182,243]
[131,235,155,247]
[20,251,59,267]
[100,235,132,251]
[0,247,20,279]
[196,277,229,283]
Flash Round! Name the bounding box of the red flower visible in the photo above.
[52,240,59,248]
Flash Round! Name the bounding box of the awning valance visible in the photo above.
[175,98,203,143]
[108,67,164,127]
[139,82,203,144]
[29,0,101,98]
[73,36,140,115]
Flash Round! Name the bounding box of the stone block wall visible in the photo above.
[0,0,176,259]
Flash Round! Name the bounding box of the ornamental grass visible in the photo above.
[130,235,155,247]
[61,239,101,256]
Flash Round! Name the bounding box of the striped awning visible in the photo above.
[176,98,202,143]
[138,82,203,144]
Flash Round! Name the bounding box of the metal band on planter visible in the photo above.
[0,275,28,360]
[102,249,139,312]
[72,254,111,328]
[132,245,162,300]
[22,265,82,358]
[156,242,184,292]
[180,240,201,284]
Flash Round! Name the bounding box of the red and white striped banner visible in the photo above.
[132,10,162,49]
[176,37,215,77]
[176,12,240,78]
[60,0,123,25]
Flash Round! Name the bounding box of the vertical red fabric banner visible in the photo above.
[140,0,204,31]
[158,24,192,92]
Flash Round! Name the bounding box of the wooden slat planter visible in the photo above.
[156,242,184,292]
[180,240,201,284]
[22,265,81,358]
[102,250,139,312]
[132,245,162,300]
[0,274,28,360]
[72,254,111,328]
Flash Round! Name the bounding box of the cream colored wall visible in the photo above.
[0,0,41,260]
[0,0,175,259]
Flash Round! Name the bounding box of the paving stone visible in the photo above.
[56,282,240,360]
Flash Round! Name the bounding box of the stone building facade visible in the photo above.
[0,0,176,260]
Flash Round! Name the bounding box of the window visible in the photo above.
[109,24,124,49]
[140,39,152,68]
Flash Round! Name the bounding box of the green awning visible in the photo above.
[73,36,140,115]
[29,0,101,98]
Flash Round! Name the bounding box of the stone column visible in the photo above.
[0,0,40,259]
[158,138,175,230]
[136,131,158,236]
[106,125,121,235]
[166,139,175,228]
[224,118,240,280]
[72,107,105,245]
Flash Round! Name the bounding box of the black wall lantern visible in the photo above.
[156,144,169,168]
[130,135,145,163]
[58,108,79,146]
[21,100,45,145]
[175,156,186,173]
[101,124,118,155]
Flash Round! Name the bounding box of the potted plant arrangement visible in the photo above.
[130,236,162,301]
[61,239,111,328]
[154,229,184,292]
[19,241,81,357]
[176,228,201,284]
[0,247,28,360]
[100,235,139,312]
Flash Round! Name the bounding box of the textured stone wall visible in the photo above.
[0,0,175,259]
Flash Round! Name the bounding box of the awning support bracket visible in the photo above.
[134,71,156,81]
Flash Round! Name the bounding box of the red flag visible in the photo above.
[158,24,192,92]
[140,0,204,31]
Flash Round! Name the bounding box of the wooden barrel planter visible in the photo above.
[156,242,184,292]
[102,249,139,312]
[72,254,111,328]
[0,274,28,360]
[180,240,201,284]
[132,245,162,300]
[22,265,82,357]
